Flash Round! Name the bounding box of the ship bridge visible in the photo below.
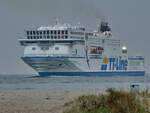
[19,22,89,46]
[19,22,94,57]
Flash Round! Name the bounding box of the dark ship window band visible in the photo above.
[27,35,68,39]
[27,30,68,34]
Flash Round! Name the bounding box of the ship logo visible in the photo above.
[101,57,128,71]
[101,57,108,70]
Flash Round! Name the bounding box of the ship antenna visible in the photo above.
[55,17,60,25]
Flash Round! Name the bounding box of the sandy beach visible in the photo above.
[0,88,105,113]
[0,74,148,113]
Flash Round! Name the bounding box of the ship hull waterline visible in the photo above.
[21,57,145,76]
[38,71,145,77]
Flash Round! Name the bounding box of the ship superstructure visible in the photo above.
[19,20,145,76]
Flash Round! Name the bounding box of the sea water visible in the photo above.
[0,74,149,90]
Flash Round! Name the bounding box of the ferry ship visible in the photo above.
[19,19,145,76]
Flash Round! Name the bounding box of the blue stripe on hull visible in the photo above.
[21,56,85,59]
[38,71,145,76]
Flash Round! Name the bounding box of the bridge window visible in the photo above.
[33,31,35,35]
[47,30,49,34]
[30,31,32,35]
[40,31,42,35]
[65,36,68,39]
[36,31,39,35]
[43,31,46,34]
[27,31,29,35]
[65,30,68,34]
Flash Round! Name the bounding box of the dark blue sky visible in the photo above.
[0,0,149,74]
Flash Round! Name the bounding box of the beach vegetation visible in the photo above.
[64,88,150,113]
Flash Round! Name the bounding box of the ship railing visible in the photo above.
[18,38,85,42]
[23,54,70,57]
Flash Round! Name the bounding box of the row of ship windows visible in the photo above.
[32,47,59,51]
[70,32,84,35]
[27,30,68,35]
[27,36,68,39]
[70,36,84,39]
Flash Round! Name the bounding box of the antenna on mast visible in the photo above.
[54,17,60,25]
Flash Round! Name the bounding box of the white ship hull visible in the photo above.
[22,56,145,76]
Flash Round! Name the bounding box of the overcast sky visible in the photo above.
[0,0,150,74]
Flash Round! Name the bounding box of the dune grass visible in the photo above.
[64,88,150,113]
[139,88,150,98]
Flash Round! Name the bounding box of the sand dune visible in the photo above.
[0,88,104,113]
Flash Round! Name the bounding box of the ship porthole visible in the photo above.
[32,47,36,50]
[59,63,62,66]
[55,47,59,50]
